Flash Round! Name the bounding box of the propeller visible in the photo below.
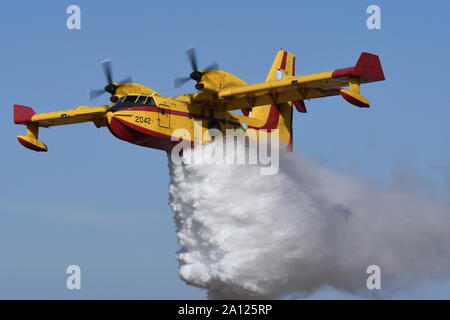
[89,59,132,101]
[173,46,219,89]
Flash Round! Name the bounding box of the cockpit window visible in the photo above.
[123,96,138,103]
[146,97,156,106]
[137,96,147,104]
[109,95,156,112]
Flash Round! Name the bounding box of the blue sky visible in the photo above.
[0,0,449,299]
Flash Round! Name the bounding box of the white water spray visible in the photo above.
[168,144,450,299]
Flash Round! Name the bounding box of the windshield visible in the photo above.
[110,95,156,112]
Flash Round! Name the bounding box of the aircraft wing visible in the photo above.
[218,52,385,111]
[14,104,110,152]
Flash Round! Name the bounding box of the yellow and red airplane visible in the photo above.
[13,48,384,152]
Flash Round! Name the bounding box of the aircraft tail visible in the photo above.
[250,49,298,151]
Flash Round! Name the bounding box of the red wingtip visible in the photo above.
[353,52,385,81]
[331,52,385,83]
[14,105,36,124]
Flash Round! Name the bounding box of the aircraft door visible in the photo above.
[158,104,170,128]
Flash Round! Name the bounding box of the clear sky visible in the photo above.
[0,0,449,299]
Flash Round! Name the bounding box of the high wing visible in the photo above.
[14,104,110,152]
[217,52,385,111]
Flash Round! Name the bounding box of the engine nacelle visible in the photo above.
[195,70,248,94]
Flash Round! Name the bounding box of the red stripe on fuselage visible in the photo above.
[123,106,192,118]
[109,104,280,151]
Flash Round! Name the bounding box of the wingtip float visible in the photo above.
[14,105,48,152]
[332,52,385,108]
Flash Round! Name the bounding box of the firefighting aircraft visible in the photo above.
[13,48,384,152]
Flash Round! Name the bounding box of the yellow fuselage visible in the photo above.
[106,91,292,151]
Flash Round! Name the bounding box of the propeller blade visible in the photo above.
[186,46,198,72]
[118,76,133,84]
[173,76,191,88]
[89,89,106,100]
[205,62,219,70]
[175,47,219,89]
[90,59,132,100]
[101,59,113,85]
